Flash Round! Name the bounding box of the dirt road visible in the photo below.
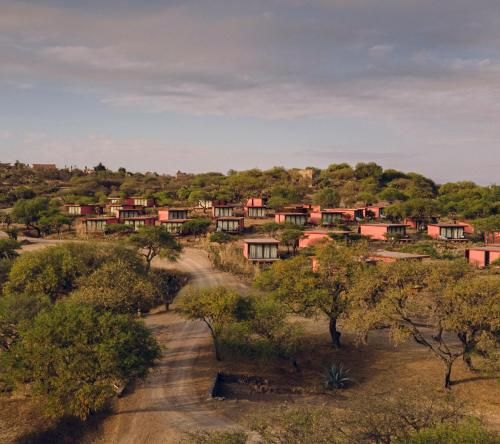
[99,247,246,444]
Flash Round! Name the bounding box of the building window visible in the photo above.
[285,215,306,225]
[248,207,266,217]
[217,219,239,231]
[388,226,406,236]
[214,207,234,217]
[249,244,278,259]
[165,222,183,234]
[169,210,188,220]
[440,227,464,239]
[322,213,341,225]
[86,220,106,232]
[68,206,81,215]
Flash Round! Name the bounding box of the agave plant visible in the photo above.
[324,363,351,390]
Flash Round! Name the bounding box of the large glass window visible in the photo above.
[169,210,188,220]
[134,198,148,206]
[68,206,81,215]
[217,219,239,231]
[249,243,278,259]
[214,207,234,217]
[86,220,106,232]
[388,226,406,236]
[322,212,342,225]
[284,215,306,225]
[248,207,266,217]
[164,222,183,234]
[440,227,464,239]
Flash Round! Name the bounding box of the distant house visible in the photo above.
[32,163,57,171]
[368,250,429,263]
[158,207,191,235]
[122,216,157,231]
[81,216,117,233]
[466,245,500,268]
[275,212,308,226]
[243,238,280,262]
[64,204,102,216]
[327,208,365,221]
[212,203,236,218]
[216,217,244,233]
[244,198,267,218]
[309,209,345,226]
[359,223,408,240]
[158,208,190,222]
[123,197,155,207]
[427,223,466,240]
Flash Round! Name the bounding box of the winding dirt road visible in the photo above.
[98,247,247,444]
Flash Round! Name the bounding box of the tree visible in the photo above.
[71,259,156,314]
[129,226,182,271]
[348,260,496,388]
[11,197,51,237]
[473,215,500,243]
[93,162,107,173]
[9,301,160,419]
[255,243,365,348]
[0,238,20,260]
[312,188,340,208]
[181,218,211,239]
[280,228,303,254]
[177,286,241,361]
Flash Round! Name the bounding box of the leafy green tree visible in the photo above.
[280,228,303,254]
[177,286,241,361]
[11,197,51,237]
[312,188,340,208]
[0,238,20,260]
[71,259,156,314]
[129,226,182,271]
[9,301,160,419]
[181,218,211,239]
[473,215,500,242]
[354,162,383,180]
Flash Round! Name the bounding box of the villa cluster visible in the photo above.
[65,197,498,268]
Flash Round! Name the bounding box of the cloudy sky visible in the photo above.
[1,0,499,183]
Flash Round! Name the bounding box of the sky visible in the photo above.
[0,0,499,184]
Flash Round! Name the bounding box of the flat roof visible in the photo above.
[360,223,408,227]
[468,245,500,252]
[160,207,190,211]
[121,216,157,220]
[429,223,466,227]
[303,230,351,235]
[371,250,430,259]
[160,218,191,222]
[216,216,244,220]
[243,238,279,244]
[82,217,116,221]
[276,212,308,216]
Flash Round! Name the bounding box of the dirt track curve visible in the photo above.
[99,247,247,444]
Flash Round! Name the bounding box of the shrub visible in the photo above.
[324,363,351,389]
[104,223,134,235]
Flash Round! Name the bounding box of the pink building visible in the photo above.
[458,221,475,234]
[359,223,408,240]
[243,238,280,262]
[65,204,102,216]
[158,207,190,222]
[216,217,244,233]
[123,197,155,207]
[160,219,191,235]
[121,216,157,231]
[244,198,267,218]
[81,216,117,233]
[275,212,308,226]
[485,231,500,244]
[466,245,500,268]
[405,216,439,230]
[427,223,466,240]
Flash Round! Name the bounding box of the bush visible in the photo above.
[324,363,351,389]
[104,223,134,235]
[209,232,232,243]
[8,301,160,419]
[207,243,258,281]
